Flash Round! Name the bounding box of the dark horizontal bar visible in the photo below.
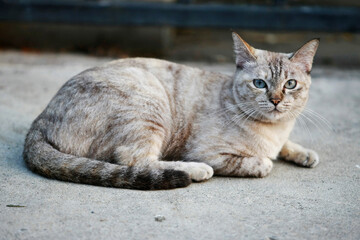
[0,0,359,32]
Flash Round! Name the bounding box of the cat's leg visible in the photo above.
[279,140,319,168]
[203,153,273,178]
[113,128,213,182]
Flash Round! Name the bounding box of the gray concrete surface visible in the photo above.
[0,51,359,240]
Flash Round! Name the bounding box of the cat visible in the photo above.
[23,32,320,190]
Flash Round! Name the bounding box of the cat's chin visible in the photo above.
[258,110,290,123]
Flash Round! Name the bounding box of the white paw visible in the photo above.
[302,149,319,168]
[183,162,214,182]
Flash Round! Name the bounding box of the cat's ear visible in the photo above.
[290,39,320,74]
[232,32,256,69]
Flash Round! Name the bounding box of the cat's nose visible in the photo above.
[270,98,281,106]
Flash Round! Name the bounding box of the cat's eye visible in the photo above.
[253,79,267,89]
[284,79,297,89]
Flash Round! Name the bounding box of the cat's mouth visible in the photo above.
[267,107,282,113]
[262,108,286,121]
[268,108,284,116]
[259,107,283,117]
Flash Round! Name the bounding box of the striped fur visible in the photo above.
[23,33,320,190]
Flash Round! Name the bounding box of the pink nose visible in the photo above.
[270,98,281,106]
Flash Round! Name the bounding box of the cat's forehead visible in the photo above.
[251,49,300,81]
[254,49,292,65]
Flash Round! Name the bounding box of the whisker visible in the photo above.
[238,109,257,126]
[294,109,334,142]
[299,112,329,140]
[231,108,252,124]
[206,101,254,118]
[302,112,332,135]
[289,110,314,142]
[303,108,334,132]
[207,104,238,117]
[290,109,335,142]
[223,104,257,127]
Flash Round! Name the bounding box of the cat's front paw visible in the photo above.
[296,149,319,168]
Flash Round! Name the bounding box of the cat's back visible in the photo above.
[35,58,226,158]
[76,57,227,118]
[99,57,215,90]
[64,57,213,99]
[104,57,199,77]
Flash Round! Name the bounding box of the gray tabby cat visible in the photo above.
[23,33,320,190]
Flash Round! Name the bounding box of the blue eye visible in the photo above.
[253,79,267,89]
[284,79,297,89]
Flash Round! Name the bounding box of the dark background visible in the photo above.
[1,0,359,67]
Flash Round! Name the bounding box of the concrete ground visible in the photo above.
[0,51,359,240]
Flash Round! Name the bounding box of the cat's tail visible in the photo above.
[23,127,191,190]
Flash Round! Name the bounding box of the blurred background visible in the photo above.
[0,0,360,67]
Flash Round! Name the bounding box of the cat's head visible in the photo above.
[231,32,319,123]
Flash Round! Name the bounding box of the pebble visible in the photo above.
[154,215,166,222]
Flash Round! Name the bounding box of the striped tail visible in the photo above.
[23,127,191,190]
